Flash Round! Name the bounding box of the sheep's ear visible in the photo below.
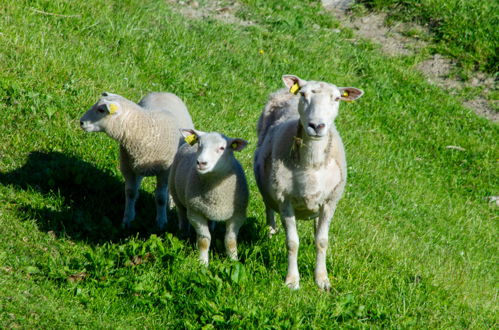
[181,128,204,146]
[282,75,307,95]
[229,138,248,152]
[103,101,120,115]
[339,87,364,102]
[102,92,119,97]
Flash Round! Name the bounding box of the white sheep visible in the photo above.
[169,129,249,265]
[80,92,194,230]
[254,75,363,290]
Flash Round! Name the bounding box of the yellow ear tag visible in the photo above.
[109,103,118,114]
[185,134,197,146]
[290,82,300,95]
[342,91,353,102]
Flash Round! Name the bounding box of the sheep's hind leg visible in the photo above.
[155,172,169,230]
[225,216,244,261]
[188,211,211,265]
[280,201,300,290]
[314,203,336,291]
[122,174,143,228]
[266,205,277,237]
[176,205,190,236]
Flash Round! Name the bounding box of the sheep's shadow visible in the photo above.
[0,151,165,244]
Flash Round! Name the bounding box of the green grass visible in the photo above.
[0,0,497,328]
[357,0,499,74]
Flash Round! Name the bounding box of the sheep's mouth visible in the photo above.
[196,166,212,174]
[80,123,97,132]
[305,132,327,140]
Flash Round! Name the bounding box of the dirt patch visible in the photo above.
[166,0,254,26]
[337,12,427,56]
[322,1,498,123]
[417,54,460,89]
[463,99,499,122]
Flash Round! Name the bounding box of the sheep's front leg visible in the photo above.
[155,172,169,230]
[225,216,244,261]
[280,201,300,290]
[122,174,143,228]
[188,211,211,265]
[314,203,336,291]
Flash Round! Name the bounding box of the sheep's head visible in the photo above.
[80,92,124,132]
[181,129,247,175]
[283,75,363,139]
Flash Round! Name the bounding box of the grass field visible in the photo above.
[0,0,497,328]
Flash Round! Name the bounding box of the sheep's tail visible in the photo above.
[257,89,296,146]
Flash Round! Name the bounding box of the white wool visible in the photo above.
[169,130,249,265]
[254,74,363,290]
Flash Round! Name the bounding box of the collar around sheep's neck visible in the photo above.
[293,122,304,148]
[292,121,334,167]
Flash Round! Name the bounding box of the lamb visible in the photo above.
[169,129,249,265]
[80,92,194,230]
[254,75,363,290]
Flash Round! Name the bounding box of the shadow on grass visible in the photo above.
[0,151,261,247]
[0,151,171,244]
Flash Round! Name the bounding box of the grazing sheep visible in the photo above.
[254,75,363,290]
[169,129,249,265]
[80,92,194,230]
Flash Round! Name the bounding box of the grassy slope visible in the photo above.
[358,0,499,74]
[0,0,497,327]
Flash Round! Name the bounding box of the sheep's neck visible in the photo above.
[294,122,334,168]
[107,110,152,156]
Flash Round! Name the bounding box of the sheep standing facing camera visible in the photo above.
[169,129,249,265]
[254,75,363,290]
[80,92,194,230]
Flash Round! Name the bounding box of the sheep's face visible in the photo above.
[80,93,122,132]
[181,130,247,175]
[282,75,363,139]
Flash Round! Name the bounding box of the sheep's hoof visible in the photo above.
[315,278,331,292]
[121,220,132,229]
[268,226,278,238]
[285,276,300,290]
[156,219,167,231]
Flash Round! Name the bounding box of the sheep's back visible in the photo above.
[139,92,194,129]
[257,89,298,146]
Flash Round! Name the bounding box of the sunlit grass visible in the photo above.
[0,0,497,328]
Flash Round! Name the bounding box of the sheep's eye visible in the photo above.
[219,146,225,151]
[334,96,340,102]
[97,107,106,114]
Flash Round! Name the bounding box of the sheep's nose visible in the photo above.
[308,123,325,132]
[80,121,84,127]
[197,160,207,167]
